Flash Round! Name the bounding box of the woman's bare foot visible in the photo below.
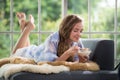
[16,12,35,32]
[25,14,35,31]
[16,12,27,31]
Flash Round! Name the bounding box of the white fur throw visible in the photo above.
[0,63,70,79]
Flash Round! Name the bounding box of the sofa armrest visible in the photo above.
[82,39,114,70]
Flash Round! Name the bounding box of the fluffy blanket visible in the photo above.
[0,63,69,79]
[0,57,100,79]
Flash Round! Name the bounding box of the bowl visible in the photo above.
[78,48,91,56]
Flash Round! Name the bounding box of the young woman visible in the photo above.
[12,12,88,63]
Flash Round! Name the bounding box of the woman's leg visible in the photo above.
[16,12,26,32]
[16,12,30,47]
[12,14,35,54]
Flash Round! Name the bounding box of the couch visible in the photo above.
[118,64,120,80]
[0,39,119,80]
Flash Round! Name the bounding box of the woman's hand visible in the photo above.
[78,54,89,63]
[66,46,80,56]
[56,46,80,61]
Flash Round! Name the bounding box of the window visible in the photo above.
[0,0,120,66]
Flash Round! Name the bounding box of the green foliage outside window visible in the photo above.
[0,0,120,62]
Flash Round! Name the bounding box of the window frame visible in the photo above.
[0,0,119,64]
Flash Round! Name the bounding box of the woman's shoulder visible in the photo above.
[48,31,59,42]
[50,32,59,39]
[50,32,59,38]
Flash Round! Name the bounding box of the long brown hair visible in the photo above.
[57,14,83,61]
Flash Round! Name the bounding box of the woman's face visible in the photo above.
[69,22,83,42]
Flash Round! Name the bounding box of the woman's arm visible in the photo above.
[56,46,79,61]
[55,50,71,61]
[78,54,89,62]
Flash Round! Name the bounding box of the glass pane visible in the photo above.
[30,33,39,45]
[40,33,52,43]
[118,0,120,31]
[91,0,115,32]
[0,34,10,58]
[13,0,38,31]
[116,35,120,60]
[68,0,88,32]
[13,33,38,48]
[91,34,114,39]
[0,0,10,31]
[41,0,61,31]
[116,35,120,67]
[81,34,89,38]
